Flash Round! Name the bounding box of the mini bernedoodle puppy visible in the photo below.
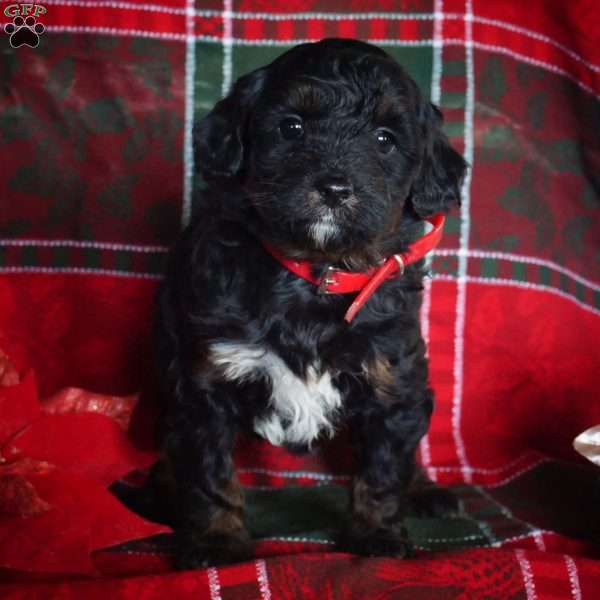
[155,38,467,569]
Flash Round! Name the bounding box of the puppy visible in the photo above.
[155,38,467,568]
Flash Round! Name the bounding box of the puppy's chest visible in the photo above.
[209,340,343,447]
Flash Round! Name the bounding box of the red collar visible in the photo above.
[262,214,445,323]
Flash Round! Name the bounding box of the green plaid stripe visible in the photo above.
[243,482,537,551]
[194,42,225,120]
[458,485,536,543]
[0,244,166,277]
[431,254,460,278]
[427,252,600,313]
[2,25,598,316]
[2,243,598,312]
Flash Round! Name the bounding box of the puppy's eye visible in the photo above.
[279,117,304,140]
[374,129,397,155]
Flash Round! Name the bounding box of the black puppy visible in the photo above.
[155,38,466,568]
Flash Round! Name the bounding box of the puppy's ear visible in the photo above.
[410,103,467,217]
[194,68,267,179]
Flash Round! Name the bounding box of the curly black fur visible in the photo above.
[155,38,467,568]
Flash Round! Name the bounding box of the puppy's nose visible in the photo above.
[316,176,353,207]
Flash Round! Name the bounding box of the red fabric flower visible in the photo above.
[0,351,168,576]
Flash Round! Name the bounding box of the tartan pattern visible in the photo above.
[111,461,581,554]
[1,32,185,245]
[1,1,600,597]
[1,246,598,313]
[1,2,598,312]
[237,474,570,553]
[0,0,598,457]
[3,548,598,599]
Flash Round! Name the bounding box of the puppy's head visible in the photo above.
[196,39,466,262]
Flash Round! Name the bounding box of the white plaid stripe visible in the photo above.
[0,268,596,316]
[435,249,600,293]
[564,555,583,600]
[221,0,233,96]
[181,0,196,228]
[2,242,597,294]
[45,25,186,40]
[451,1,475,483]
[419,0,445,483]
[37,26,600,98]
[255,560,272,600]
[207,567,222,600]
[29,0,187,14]
[515,549,538,600]
[435,274,600,317]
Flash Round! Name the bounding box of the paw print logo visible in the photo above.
[4,15,45,48]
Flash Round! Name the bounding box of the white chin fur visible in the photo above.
[209,341,341,447]
[309,215,338,249]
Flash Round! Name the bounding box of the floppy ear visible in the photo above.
[194,68,267,180]
[410,103,467,217]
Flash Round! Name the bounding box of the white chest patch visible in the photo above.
[209,341,342,447]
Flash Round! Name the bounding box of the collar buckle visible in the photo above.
[317,266,342,295]
[393,254,405,276]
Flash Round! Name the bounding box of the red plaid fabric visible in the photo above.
[1,1,599,598]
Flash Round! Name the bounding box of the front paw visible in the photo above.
[339,526,414,559]
[175,532,253,570]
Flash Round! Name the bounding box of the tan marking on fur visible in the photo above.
[363,354,397,403]
[192,346,213,380]
[351,477,403,531]
[149,458,246,538]
[307,190,322,208]
[205,473,246,537]
[375,93,403,121]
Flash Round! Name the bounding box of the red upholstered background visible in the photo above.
[1,0,599,598]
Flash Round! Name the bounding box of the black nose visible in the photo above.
[315,176,353,207]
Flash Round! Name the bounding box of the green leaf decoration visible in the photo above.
[81,98,130,134]
[44,57,75,102]
[563,215,591,256]
[0,52,20,91]
[545,139,582,173]
[123,127,148,163]
[0,105,40,143]
[480,125,521,161]
[526,92,546,130]
[497,162,555,250]
[480,56,506,104]
[145,201,179,243]
[133,58,173,99]
[96,174,137,219]
[580,185,598,209]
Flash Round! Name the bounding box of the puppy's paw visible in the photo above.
[339,527,414,559]
[174,532,253,570]
[408,485,459,518]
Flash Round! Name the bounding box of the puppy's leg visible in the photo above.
[342,399,431,558]
[165,382,252,570]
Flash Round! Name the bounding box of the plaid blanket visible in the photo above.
[1,0,599,598]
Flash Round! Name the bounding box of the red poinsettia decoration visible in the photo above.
[0,350,168,576]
